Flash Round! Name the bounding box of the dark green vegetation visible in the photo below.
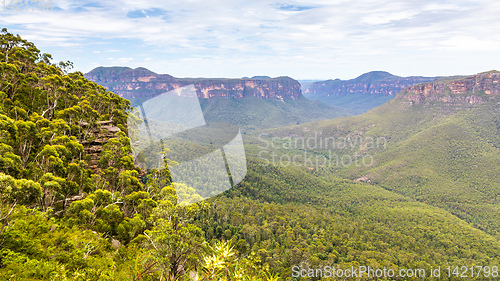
[244,80,500,275]
[1,29,499,281]
[0,29,278,280]
[207,161,500,277]
[303,71,436,114]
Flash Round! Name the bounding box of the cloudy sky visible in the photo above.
[1,0,499,79]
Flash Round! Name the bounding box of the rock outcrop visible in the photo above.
[84,67,302,105]
[399,71,500,105]
[80,120,121,171]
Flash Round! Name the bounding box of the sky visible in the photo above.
[1,0,500,80]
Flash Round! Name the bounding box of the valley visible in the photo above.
[0,30,499,281]
[248,71,500,239]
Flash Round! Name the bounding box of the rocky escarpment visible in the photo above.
[84,67,302,105]
[399,71,500,105]
[304,71,437,97]
[80,120,121,171]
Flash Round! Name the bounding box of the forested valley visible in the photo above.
[0,29,499,281]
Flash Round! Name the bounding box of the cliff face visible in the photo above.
[84,67,302,105]
[400,71,500,105]
[304,71,437,97]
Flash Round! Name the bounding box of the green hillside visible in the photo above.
[2,29,500,281]
[250,84,500,240]
[200,96,354,132]
[302,92,395,115]
[204,160,500,276]
[0,29,280,281]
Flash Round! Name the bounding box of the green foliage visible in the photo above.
[0,172,42,205]
[199,160,500,277]
[2,28,500,281]
[0,29,134,214]
[0,29,155,279]
[142,185,208,279]
[0,207,120,281]
[198,240,281,281]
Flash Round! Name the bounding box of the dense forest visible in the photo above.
[0,29,499,281]
[253,87,500,241]
[0,29,279,280]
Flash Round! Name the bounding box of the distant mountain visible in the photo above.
[241,76,272,80]
[85,67,301,106]
[85,66,354,131]
[303,71,437,114]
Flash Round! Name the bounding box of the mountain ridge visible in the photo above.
[85,66,302,105]
[85,66,354,131]
[304,71,438,97]
[302,71,438,114]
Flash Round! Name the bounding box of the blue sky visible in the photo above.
[1,0,499,79]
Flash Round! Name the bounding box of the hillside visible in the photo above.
[1,28,300,281]
[205,159,500,275]
[198,95,352,131]
[252,71,500,240]
[303,71,437,114]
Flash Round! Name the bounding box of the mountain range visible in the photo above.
[84,67,302,105]
[303,71,438,114]
[84,67,353,131]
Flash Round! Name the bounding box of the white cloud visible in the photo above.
[442,36,500,51]
[1,0,499,79]
[107,57,135,64]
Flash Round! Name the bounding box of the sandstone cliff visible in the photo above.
[399,71,500,105]
[84,67,302,105]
